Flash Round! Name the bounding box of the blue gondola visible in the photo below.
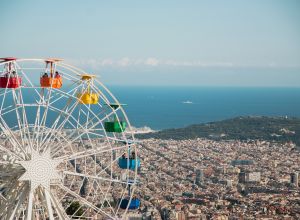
[119,197,141,210]
[118,158,141,170]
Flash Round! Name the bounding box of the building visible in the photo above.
[231,159,254,166]
[226,179,233,188]
[239,171,261,183]
[290,172,299,187]
[195,169,204,185]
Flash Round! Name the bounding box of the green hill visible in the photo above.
[136,116,300,145]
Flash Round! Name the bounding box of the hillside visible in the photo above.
[136,116,300,145]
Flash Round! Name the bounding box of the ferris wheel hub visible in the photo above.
[19,150,62,191]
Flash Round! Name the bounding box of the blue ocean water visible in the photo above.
[109,86,300,130]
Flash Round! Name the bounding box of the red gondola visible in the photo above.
[0,57,21,89]
[0,76,22,88]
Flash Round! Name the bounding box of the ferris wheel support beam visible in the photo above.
[44,189,55,220]
[26,189,34,220]
[8,184,28,220]
[0,183,25,219]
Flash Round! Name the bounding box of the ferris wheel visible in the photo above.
[0,57,141,219]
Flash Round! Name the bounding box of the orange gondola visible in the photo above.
[40,59,63,89]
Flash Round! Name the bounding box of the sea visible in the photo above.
[108,86,300,130]
[1,86,299,131]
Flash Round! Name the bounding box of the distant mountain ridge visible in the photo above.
[136,116,300,146]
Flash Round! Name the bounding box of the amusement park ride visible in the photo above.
[0,57,141,219]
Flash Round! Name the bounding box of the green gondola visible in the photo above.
[104,121,126,132]
[104,103,127,132]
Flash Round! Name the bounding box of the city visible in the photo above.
[130,137,300,219]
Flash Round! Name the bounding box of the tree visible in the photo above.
[66,201,84,219]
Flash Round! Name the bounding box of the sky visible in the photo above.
[0,0,300,86]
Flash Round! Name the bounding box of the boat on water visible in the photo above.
[182,100,193,104]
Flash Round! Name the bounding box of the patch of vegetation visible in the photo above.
[136,116,300,145]
[66,201,84,219]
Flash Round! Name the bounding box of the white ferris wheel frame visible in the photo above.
[0,58,139,220]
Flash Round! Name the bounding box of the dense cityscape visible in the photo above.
[128,137,300,220]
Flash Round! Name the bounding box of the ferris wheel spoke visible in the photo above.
[52,110,116,153]
[34,105,78,154]
[96,156,127,177]
[11,91,27,148]
[0,116,26,158]
[39,86,81,151]
[58,184,114,219]
[15,63,44,101]
[83,179,116,216]
[14,89,34,151]
[37,76,60,148]
[0,85,10,114]
[63,171,129,185]
[48,191,70,220]
[32,103,43,149]
[39,96,77,149]
[52,135,129,169]
[40,101,79,153]
[55,144,127,162]
[50,130,86,158]
[48,84,82,106]
[38,90,57,146]
[0,143,24,161]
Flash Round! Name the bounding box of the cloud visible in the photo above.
[117,57,130,66]
[67,57,299,69]
[144,57,159,66]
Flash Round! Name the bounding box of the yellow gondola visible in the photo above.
[77,74,99,104]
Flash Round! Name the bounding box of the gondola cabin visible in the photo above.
[0,57,21,89]
[40,58,63,89]
[77,92,99,104]
[0,76,21,88]
[77,74,99,104]
[40,75,62,88]
[118,158,141,170]
[119,197,140,210]
[104,121,126,132]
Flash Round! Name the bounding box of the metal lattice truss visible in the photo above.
[0,59,139,219]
